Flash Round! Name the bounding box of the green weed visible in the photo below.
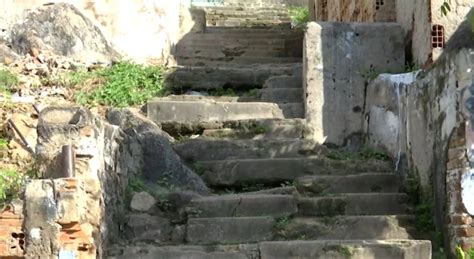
[0,169,23,206]
[209,87,237,96]
[0,69,18,95]
[72,61,167,107]
[0,138,8,150]
[288,6,309,29]
[327,146,390,161]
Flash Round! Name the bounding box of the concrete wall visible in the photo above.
[0,0,198,64]
[308,0,396,22]
[364,48,474,256]
[303,22,405,145]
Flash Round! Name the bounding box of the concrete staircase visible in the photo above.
[107,2,432,259]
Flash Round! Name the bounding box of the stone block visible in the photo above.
[303,22,405,145]
[130,192,156,212]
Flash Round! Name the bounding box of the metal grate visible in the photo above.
[431,24,445,48]
[375,0,385,10]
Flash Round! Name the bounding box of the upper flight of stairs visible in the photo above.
[107,2,432,258]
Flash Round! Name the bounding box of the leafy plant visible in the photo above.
[440,0,452,16]
[0,69,18,95]
[288,6,309,29]
[73,61,167,107]
[0,138,8,150]
[456,246,474,259]
[209,87,237,96]
[0,169,23,205]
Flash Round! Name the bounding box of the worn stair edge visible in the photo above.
[187,194,297,218]
[294,173,400,195]
[200,157,393,186]
[296,193,410,216]
[173,139,326,161]
[260,240,432,259]
[147,99,284,123]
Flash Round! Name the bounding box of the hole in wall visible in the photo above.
[431,24,445,48]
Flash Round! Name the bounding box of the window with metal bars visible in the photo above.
[375,0,385,10]
[431,24,445,48]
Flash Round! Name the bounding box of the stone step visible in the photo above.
[186,217,275,245]
[296,193,410,216]
[107,244,260,259]
[147,99,284,123]
[169,63,302,90]
[259,240,431,259]
[179,37,291,46]
[261,88,303,103]
[263,75,303,89]
[176,56,303,66]
[186,194,297,218]
[175,47,290,59]
[175,49,290,59]
[199,118,308,140]
[277,103,304,118]
[205,26,297,33]
[208,20,292,28]
[176,43,286,52]
[107,240,431,259]
[275,215,417,241]
[173,139,325,162]
[185,215,417,245]
[199,157,393,187]
[294,173,400,195]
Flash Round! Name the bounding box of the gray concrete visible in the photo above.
[260,240,432,259]
[261,88,303,103]
[296,193,410,216]
[276,216,415,240]
[264,75,303,89]
[200,158,393,186]
[303,22,405,145]
[187,194,297,217]
[277,103,305,118]
[169,62,302,91]
[186,217,275,244]
[108,244,259,259]
[294,173,400,194]
[147,99,284,123]
[173,139,325,161]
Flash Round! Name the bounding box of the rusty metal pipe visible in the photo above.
[61,145,75,178]
[7,119,34,154]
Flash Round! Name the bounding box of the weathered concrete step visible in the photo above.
[296,193,410,216]
[186,217,275,245]
[205,26,297,33]
[209,20,292,28]
[187,194,297,218]
[200,118,307,140]
[276,215,417,241]
[198,31,302,38]
[147,99,284,123]
[264,75,302,89]
[260,240,431,259]
[199,157,393,186]
[176,44,286,52]
[277,103,304,118]
[107,240,431,259]
[176,56,303,66]
[295,173,400,195]
[175,49,290,59]
[179,37,290,46]
[261,88,303,103]
[107,244,259,259]
[173,139,325,161]
[169,63,302,90]
[185,215,417,245]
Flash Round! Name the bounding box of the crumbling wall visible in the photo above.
[308,0,396,22]
[0,0,201,65]
[364,47,474,256]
